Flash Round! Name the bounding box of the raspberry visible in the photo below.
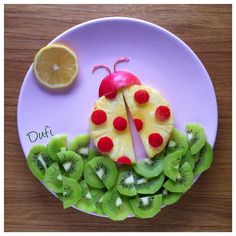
[113,116,127,131]
[117,156,132,165]
[105,90,117,99]
[134,90,149,104]
[97,136,113,152]
[134,118,143,131]
[148,133,163,148]
[155,106,170,121]
[91,110,107,125]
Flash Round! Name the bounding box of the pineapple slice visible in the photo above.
[89,92,135,163]
[122,85,174,157]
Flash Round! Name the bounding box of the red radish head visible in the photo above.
[92,57,141,97]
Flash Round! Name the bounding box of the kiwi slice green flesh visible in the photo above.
[44,163,63,193]
[90,188,106,215]
[134,152,164,178]
[102,188,129,221]
[163,162,194,193]
[27,145,53,180]
[62,176,82,209]
[167,128,189,156]
[194,142,213,176]
[69,134,90,159]
[88,148,101,162]
[186,124,206,155]
[48,134,67,161]
[58,151,84,180]
[164,151,182,181]
[130,194,162,219]
[89,156,118,190]
[162,189,182,206]
[76,180,96,213]
[116,167,137,196]
[135,173,165,194]
[83,162,105,189]
[181,150,195,170]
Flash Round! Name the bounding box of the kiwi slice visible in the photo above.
[69,134,90,159]
[167,128,189,155]
[162,189,182,206]
[130,194,162,219]
[90,188,106,215]
[83,162,105,189]
[44,163,63,193]
[135,173,165,194]
[62,176,82,209]
[48,134,67,161]
[134,152,164,178]
[102,188,129,221]
[116,167,137,196]
[163,162,194,193]
[193,142,213,176]
[181,149,195,170]
[89,156,118,190]
[57,193,63,202]
[76,180,96,213]
[164,151,182,181]
[186,124,206,155]
[88,148,101,162]
[27,145,53,180]
[58,151,84,180]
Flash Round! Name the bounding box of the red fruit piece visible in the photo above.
[97,137,113,153]
[155,106,171,121]
[117,156,132,165]
[134,90,149,104]
[113,116,127,131]
[148,133,163,148]
[105,90,117,99]
[91,110,107,125]
[134,118,143,132]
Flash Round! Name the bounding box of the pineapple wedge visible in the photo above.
[122,85,174,157]
[89,92,135,163]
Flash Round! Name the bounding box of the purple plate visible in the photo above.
[17,17,218,217]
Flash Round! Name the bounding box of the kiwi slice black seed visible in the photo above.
[89,156,118,190]
[102,188,129,221]
[69,134,90,159]
[163,162,194,193]
[130,194,162,219]
[76,180,96,213]
[193,142,213,176]
[83,162,105,189]
[186,124,206,155]
[27,145,53,180]
[44,163,63,193]
[167,128,189,156]
[181,149,195,170]
[161,189,182,206]
[135,173,165,194]
[116,167,137,196]
[58,151,84,180]
[62,176,82,209]
[47,134,67,161]
[134,152,164,178]
[164,151,182,181]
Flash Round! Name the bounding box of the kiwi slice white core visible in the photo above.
[38,155,47,169]
[168,140,177,148]
[187,133,193,141]
[57,174,63,181]
[115,197,123,207]
[78,147,89,155]
[140,197,150,205]
[96,168,105,180]
[85,192,92,199]
[137,178,147,185]
[63,162,72,171]
[125,174,135,184]
[144,159,153,164]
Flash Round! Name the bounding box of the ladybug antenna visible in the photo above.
[114,57,129,73]
[92,64,111,75]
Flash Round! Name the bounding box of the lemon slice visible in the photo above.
[33,44,78,89]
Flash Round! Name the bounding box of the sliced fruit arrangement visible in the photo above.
[26,123,213,221]
[33,44,78,89]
